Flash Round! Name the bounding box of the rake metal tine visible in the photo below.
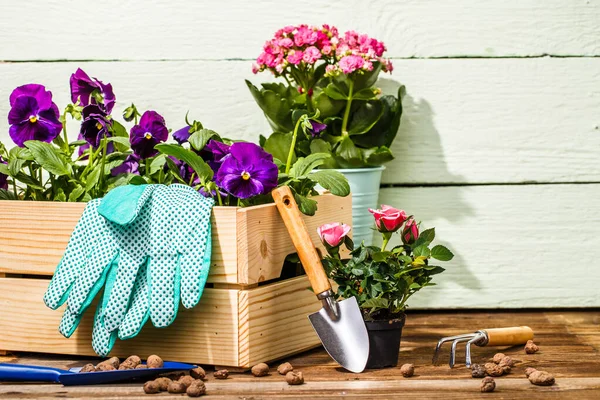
[465,336,480,368]
[432,333,476,365]
[450,337,474,368]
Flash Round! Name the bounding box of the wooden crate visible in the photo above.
[0,194,352,367]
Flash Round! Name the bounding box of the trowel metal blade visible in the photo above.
[308,296,369,373]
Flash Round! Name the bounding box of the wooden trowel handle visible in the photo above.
[272,186,332,295]
[484,326,534,346]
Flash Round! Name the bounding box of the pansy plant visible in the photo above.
[0,69,349,215]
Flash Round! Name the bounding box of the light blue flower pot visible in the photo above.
[336,166,385,246]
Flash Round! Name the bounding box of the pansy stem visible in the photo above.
[285,117,304,174]
[341,79,355,136]
[97,137,108,196]
[216,189,223,206]
[12,179,18,198]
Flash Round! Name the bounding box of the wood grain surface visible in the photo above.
[0,0,599,60]
[1,310,598,399]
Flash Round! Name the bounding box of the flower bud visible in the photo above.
[317,222,351,248]
[368,205,406,233]
[401,218,419,245]
[123,103,140,122]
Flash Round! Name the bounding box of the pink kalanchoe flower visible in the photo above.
[294,25,318,47]
[287,50,304,65]
[338,55,365,74]
[369,205,407,233]
[278,37,294,48]
[402,218,419,244]
[318,222,352,247]
[303,46,321,64]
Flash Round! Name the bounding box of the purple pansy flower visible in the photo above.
[111,154,140,176]
[172,126,192,144]
[216,142,278,199]
[80,105,113,148]
[70,68,115,113]
[204,140,231,173]
[308,120,327,137]
[0,156,8,190]
[8,84,63,147]
[130,111,168,159]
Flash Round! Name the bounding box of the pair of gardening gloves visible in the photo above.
[42,184,214,356]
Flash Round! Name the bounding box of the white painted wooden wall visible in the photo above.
[1,0,599,308]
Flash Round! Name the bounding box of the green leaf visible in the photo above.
[24,141,72,177]
[361,298,389,310]
[0,188,18,200]
[15,172,43,190]
[155,144,214,183]
[431,245,454,261]
[347,100,384,135]
[128,174,148,185]
[314,91,345,117]
[335,136,363,167]
[412,245,430,258]
[85,167,102,192]
[245,80,293,132]
[425,266,446,275]
[372,251,392,262]
[9,147,34,161]
[290,153,331,178]
[310,138,331,154]
[351,268,364,276]
[8,158,24,176]
[353,87,378,101]
[352,62,382,91]
[352,86,403,149]
[414,228,435,247]
[111,121,130,152]
[68,185,86,202]
[364,146,394,166]
[0,163,9,176]
[263,132,296,165]
[308,170,350,196]
[189,129,219,152]
[107,137,131,147]
[147,154,167,175]
[294,193,318,216]
[409,282,421,290]
[54,188,66,202]
[324,83,349,100]
[69,140,88,147]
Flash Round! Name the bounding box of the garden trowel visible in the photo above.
[272,186,369,373]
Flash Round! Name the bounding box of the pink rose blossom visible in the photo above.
[318,222,351,247]
[287,50,304,65]
[303,46,321,64]
[338,55,365,74]
[369,205,407,233]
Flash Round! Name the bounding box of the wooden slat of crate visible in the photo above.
[0,194,350,285]
[0,275,320,367]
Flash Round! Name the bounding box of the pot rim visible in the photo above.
[333,166,386,174]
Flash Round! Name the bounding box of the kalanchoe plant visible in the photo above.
[0,69,349,215]
[248,24,403,169]
[318,205,454,321]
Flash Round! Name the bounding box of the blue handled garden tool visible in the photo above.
[0,361,195,385]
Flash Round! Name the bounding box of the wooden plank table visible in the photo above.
[1,310,599,399]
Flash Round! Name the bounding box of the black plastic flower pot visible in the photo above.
[364,314,406,369]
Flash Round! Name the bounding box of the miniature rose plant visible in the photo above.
[0,69,349,215]
[247,24,403,169]
[318,205,454,320]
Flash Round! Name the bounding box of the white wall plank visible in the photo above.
[1,58,599,184]
[377,184,600,309]
[0,0,599,61]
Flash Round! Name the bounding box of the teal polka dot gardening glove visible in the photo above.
[43,184,213,356]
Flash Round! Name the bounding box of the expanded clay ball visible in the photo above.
[79,363,96,373]
[95,363,116,372]
[154,377,172,391]
[186,380,207,397]
[400,364,414,377]
[178,375,195,388]
[119,355,141,370]
[214,369,229,379]
[480,377,495,393]
[525,340,539,354]
[471,364,486,378]
[524,367,537,377]
[135,364,148,369]
[277,362,293,375]
[99,356,120,369]
[484,362,504,377]
[285,371,304,385]
[190,366,206,380]
[251,363,270,377]
[167,381,187,394]
[143,380,160,394]
[146,355,164,368]
[529,370,555,386]
[492,353,506,364]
